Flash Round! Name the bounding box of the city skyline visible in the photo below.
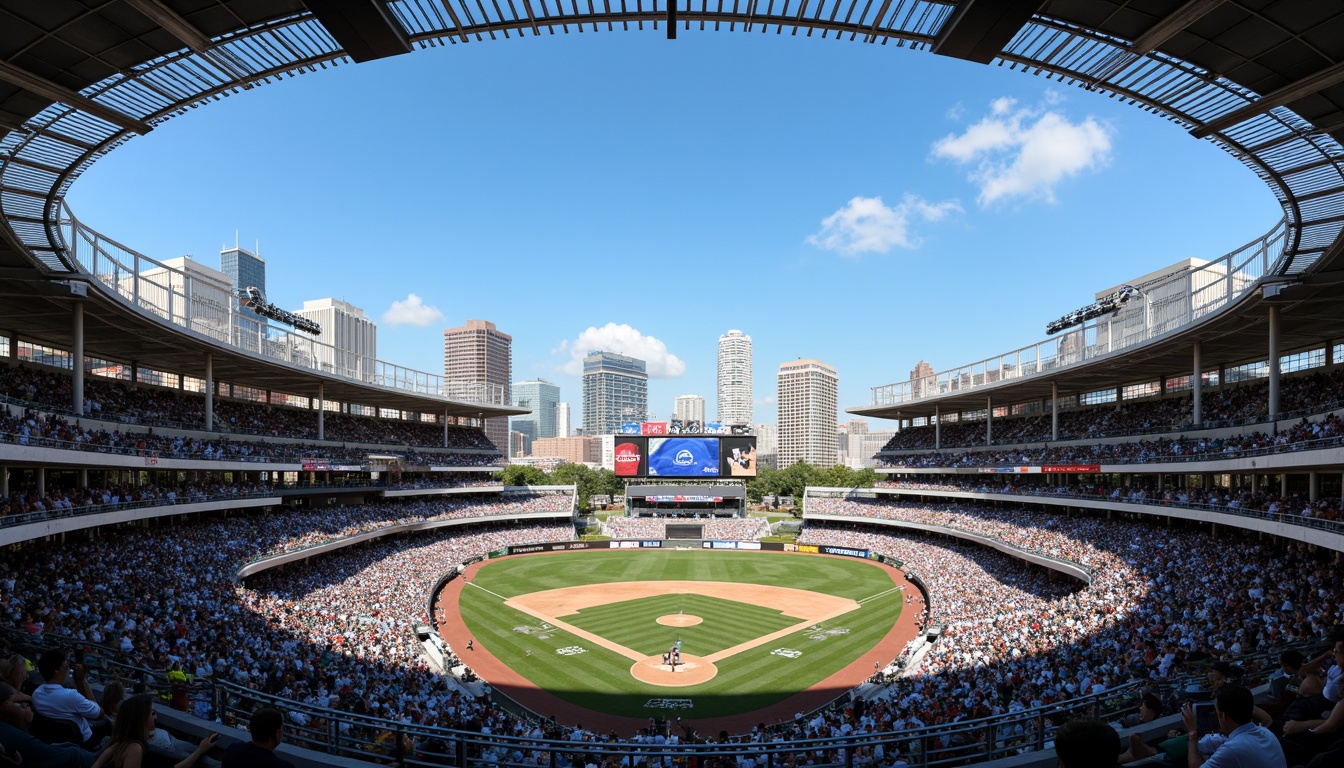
[66,35,1279,430]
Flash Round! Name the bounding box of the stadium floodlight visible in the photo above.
[1045,285,1141,335]
[240,286,322,335]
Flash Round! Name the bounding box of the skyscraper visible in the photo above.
[555,402,571,438]
[511,379,561,451]
[777,359,838,468]
[754,423,778,469]
[220,244,266,322]
[443,320,512,451]
[717,330,753,427]
[293,298,377,381]
[674,395,705,424]
[582,351,647,436]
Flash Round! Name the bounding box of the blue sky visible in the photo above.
[67,32,1279,428]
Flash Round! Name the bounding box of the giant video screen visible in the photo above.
[647,437,721,478]
[613,436,647,477]
[719,437,758,477]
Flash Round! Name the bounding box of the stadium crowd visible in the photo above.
[797,498,1341,754]
[0,362,497,450]
[880,413,1344,468]
[0,407,500,466]
[870,478,1343,522]
[2,478,273,519]
[879,369,1344,453]
[2,497,574,745]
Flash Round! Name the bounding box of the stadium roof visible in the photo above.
[0,2,1342,418]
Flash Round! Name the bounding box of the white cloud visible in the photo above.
[557,323,686,378]
[932,98,1113,206]
[806,194,962,256]
[381,293,445,328]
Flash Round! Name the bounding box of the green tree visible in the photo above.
[549,463,603,512]
[499,464,548,487]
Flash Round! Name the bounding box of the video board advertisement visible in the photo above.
[647,437,720,477]
[613,437,647,477]
[720,437,758,477]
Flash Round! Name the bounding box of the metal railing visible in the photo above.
[863,483,1344,534]
[57,201,506,406]
[869,222,1285,408]
[0,490,276,529]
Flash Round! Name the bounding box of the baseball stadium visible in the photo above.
[1,2,1343,768]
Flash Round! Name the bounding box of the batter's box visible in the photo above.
[644,698,694,709]
[771,648,802,658]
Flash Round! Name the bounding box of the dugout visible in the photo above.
[624,484,746,517]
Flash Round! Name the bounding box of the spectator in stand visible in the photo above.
[90,694,217,768]
[33,649,105,749]
[220,707,291,768]
[1180,685,1285,768]
[0,682,94,768]
[1053,718,1120,767]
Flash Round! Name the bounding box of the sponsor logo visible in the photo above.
[806,628,851,641]
[550,544,566,550]
[614,441,642,477]
[640,540,662,548]
[567,543,589,549]
[644,699,694,710]
[821,546,868,558]
[511,545,545,554]
[771,649,802,659]
[556,646,587,656]
[797,544,819,554]
[614,540,640,549]
[674,449,695,466]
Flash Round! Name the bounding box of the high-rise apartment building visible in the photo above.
[754,423,778,469]
[131,257,234,341]
[556,402,571,438]
[777,359,838,468]
[511,379,561,451]
[220,245,266,322]
[717,330,753,426]
[293,298,377,381]
[674,395,706,424]
[910,360,936,399]
[582,351,647,435]
[443,320,512,451]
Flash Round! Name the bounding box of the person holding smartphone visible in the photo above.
[1181,685,1285,767]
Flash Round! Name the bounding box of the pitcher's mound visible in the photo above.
[630,655,717,686]
[656,614,703,627]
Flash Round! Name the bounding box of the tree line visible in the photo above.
[497,462,877,512]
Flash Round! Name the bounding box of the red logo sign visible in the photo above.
[641,422,668,435]
[614,441,642,476]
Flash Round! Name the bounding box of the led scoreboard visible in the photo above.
[612,435,757,478]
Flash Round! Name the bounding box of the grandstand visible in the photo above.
[2,1,1344,768]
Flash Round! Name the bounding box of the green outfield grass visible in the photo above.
[456,549,903,719]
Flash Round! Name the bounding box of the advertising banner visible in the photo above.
[720,437,758,477]
[647,496,724,503]
[614,438,647,477]
[641,421,669,436]
[975,464,1101,474]
[648,437,720,477]
[703,422,728,435]
[619,423,642,435]
[820,545,869,558]
[669,419,703,434]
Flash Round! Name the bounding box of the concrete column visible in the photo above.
[130,362,138,386]
[316,382,325,441]
[1251,474,1259,493]
[1192,342,1203,427]
[1309,472,1319,503]
[986,397,993,445]
[1326,342,1335,370]
[1219,364,1226,389]
[443,408,450,449]
[5,330,15,360]
[1115,386,1123,406]
[0,466,7,497]
[1281,473,1288,497]
[1159,377,1167,396]
[79,468,87,489]
[36,467,44,496]
[934,405,941,450]
[72,301,84,416]
[1268,306,1281,422]
[204,352,214,432]
[1051,382,1059,442]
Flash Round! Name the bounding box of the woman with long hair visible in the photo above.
[91,694,216,768]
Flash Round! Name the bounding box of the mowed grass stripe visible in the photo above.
[566,594,797,656]
[458,550,904,719]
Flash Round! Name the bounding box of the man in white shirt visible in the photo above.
[32,649,104,748]
[1181,685,1286,768]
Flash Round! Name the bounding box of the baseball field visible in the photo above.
[441,548,913,728]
